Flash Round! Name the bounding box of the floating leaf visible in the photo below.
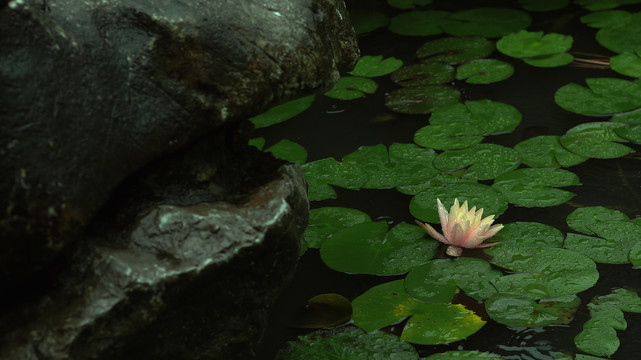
[290,293,353,329]
[416,36,495,64]
[404,258,502,303]
[408,182,508,223]
[490,247,599,300]
[611,107,641,123]
[485,222,565,254]
[388,10,452,36]
[302,207,371,253]
[342,143,440,188]
[390,62,455,86]
[320,222,437,275]
[387,0,433,10]
[349,56,404,77]
[555,78,641,115]
[275,326,420,360]
[614,123,641,143]
[456,59,514,84]
[325,76,378,100]
[491,168,580,207]
[428,100,522,134]
[424,351,504,360]
[441,8,532,38]
[497,30,573,58]
[524,52,574,67]
[248,137,266,149]
[560,122,634,159]
[249,95,315,128]
[565,220,641,263]
[566,206,629,234]
[265,139,307,165]
[302,158,367,201]
[485,294,580,327]
[433,143,521,180]
[580,10,632,28]
[352,280,486,345]
[611,51,641,77]
[577,0,641,10]
[350,10,390,34]
[385,85,460,114]
[414,122,485,150]
[518,0,570,11]
[596,12,641,53]
[630,241,641,266]
[514,135,588,168]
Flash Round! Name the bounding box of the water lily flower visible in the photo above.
[415,198,503,257]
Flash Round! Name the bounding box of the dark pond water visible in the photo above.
[255,1,641,359]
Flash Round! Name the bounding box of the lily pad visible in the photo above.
[302,158,367,201]
[518,0,570,11]
[424,351,504,360]
[441,8,531,38]
[350,10,390,34]
[514,135,588,168]
[341,143,440,188]
[580,10,632,28]
[416,36,495,64]
[485,221,565,253]
[614,123,641,142]
[455,59,514,84]
[248,137,265,149]
[611,107,641,123]
[555,78,641,115]
[491,168,580,207]
[388,10,452,36]
[630,241,641,266]
[408,182,508,223]
[404,258,502,303]
[320,222,438,275]
[265,139,307,165]
[433,143,521,180]
[290,293,353,329]
[302,207,371,253]
[596,12,641,53]
[560,122,634,159]
[352,280,486,345]
[387,0,433,10]
[275,326,420,360]
[413,122,485,150]
[349,56,404,77]
[577,0,641,10]
[385,85,461,114]
[497,30,573,58]
[249,95,315,128]
[566,206,629,234]
[324,76,378,100]
[490,247,599,300]
[565,220,641,263]
[485,294,580,327]
[428,100,522,134]
[390,62,455,86]
[523,52,574,67]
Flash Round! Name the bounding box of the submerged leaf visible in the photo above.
[290,293,352,329]
[391,62,455,86]
[580,10,632,28]
[441,8,531,38]
[416,36,495,64]
[518,0,570,11]
[325,76,378,100]
[385,85,460,114]
[249,95,315,128]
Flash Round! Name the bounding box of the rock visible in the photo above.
[0,0,358,288]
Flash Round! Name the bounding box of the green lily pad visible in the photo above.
[302,207,371,253]
[524,52,575,67]
[433,143,521,180]
[416,36,495,64]
[560,122,634,159]
[387,0,433,9]
[610,51,641,78]
[404,258,502,303]
[325,76,378,100]
[441,8,532,38]
[390,62,455,86]
[350,10,390,34]
[249,95,315,128]
[320,222,438,275]
[611,107,641,123]
[424,351,504,360]
[566,206,629,234]
[491,168,580,207]
[490,247,599,300]
[514,135,588,168]
[385,85,460,114]
[265,139,308,165]
[485,222,565,254]
[290,293,353,329]
[275,326,420,360]
[615,123,641,142]
[413,122,485,150]
[580,10,632,28]
[577,0,641,11]
[518,0,570,11]
[341,143,439,188]
[485,294,581,327]
[456,59,514,84]
[302,158,367,201]
[596,12,641,53]
[349,56,404,77]
[352,280,486,345]
[248,137,266,149]
[630,241,641,266]
[497,30,573,58]
[408,182,508,223]
[428,100,522,134]
[388,10,452,36]
[566,220,641,263]
[555,78,641,115]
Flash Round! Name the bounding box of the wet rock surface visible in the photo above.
[0,0,358,287]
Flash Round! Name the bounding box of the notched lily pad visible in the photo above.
[456,59,514,84]
[413,122,485,150]
[486,294,581,327]
[385,85,460,114]
[491,168,580,207]
[441,8,531,38]
[565,220,641,264]
[611,51,641,78]
[566,206,629,234]
[485,221,564,253]
[388,10,452,36]
[497,30,573,59]
[555,78,641,115]
[428,100,522,134]
[303,207,371,253]
[249,95,315,128]
[264,139,308,165]
[390,62,455,86]
[580,10,632,28]
[514,135,588,168]
[325,76,378,100]
[433,143,521,180]
[349,55,404,77]
[596,12,641,53]
[350,10,390,34]
[302,158,367,201]
[416,36,495,64]
[560,122,634,159]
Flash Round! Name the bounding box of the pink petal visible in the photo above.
[475,241,501,248]
[436,198,449,232]
[415,220,449,245]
